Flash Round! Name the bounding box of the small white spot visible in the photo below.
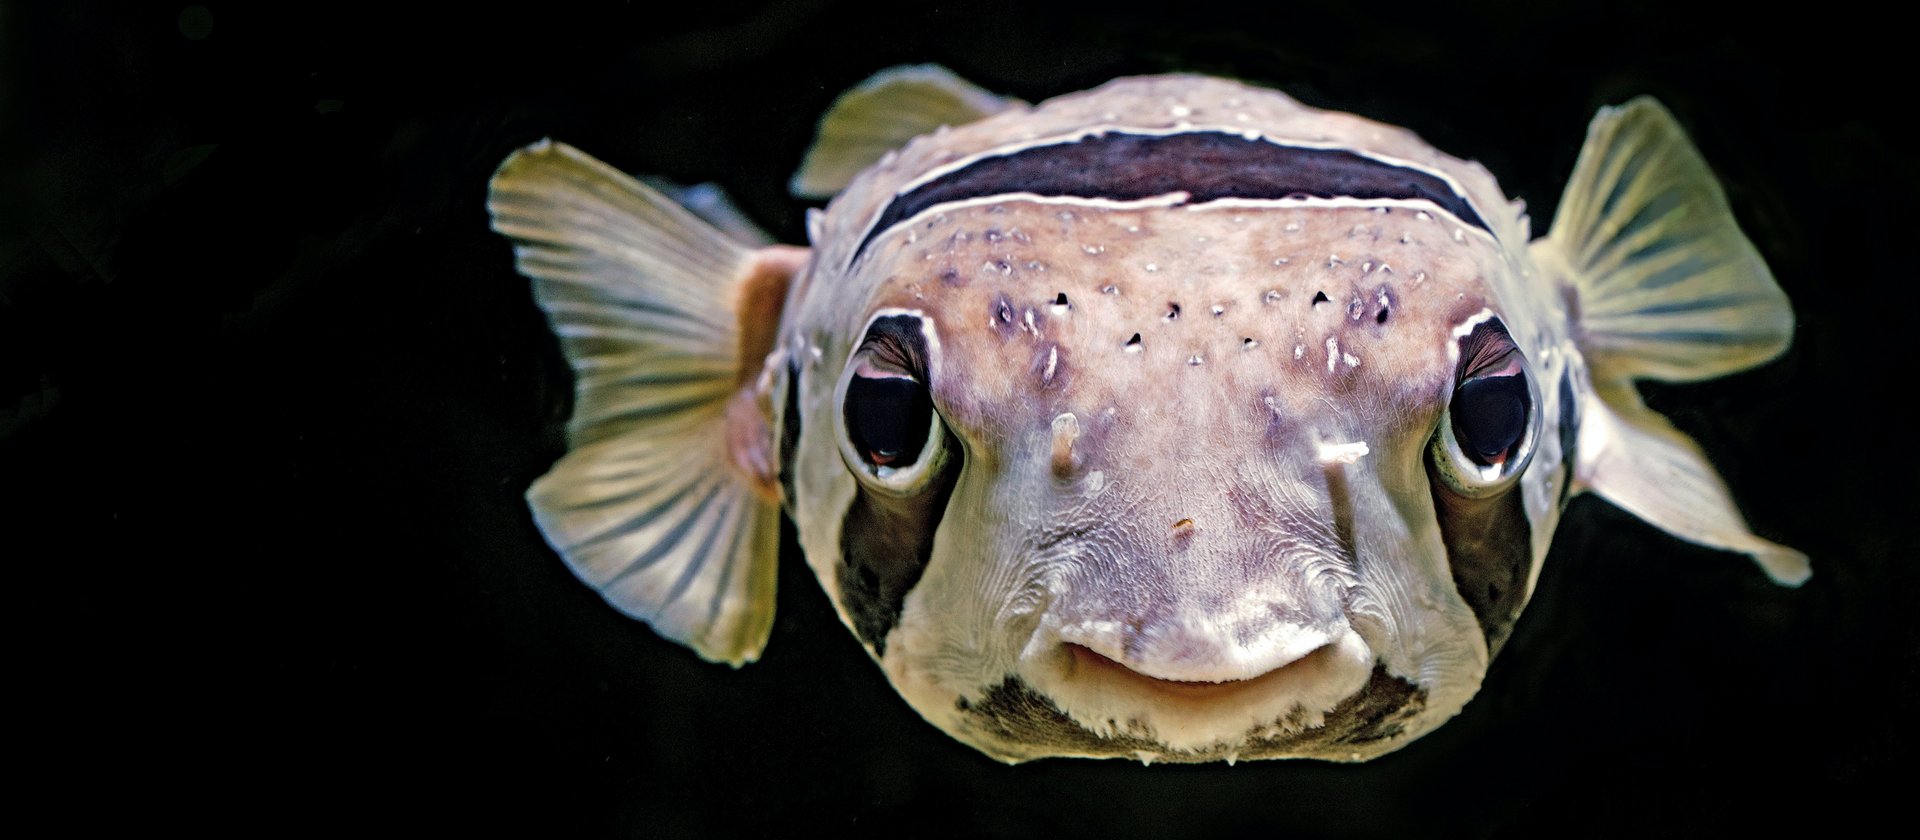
[1043,346,1059,384]
[1170,104,1192,117]
[1027,260,1046,271]
[1293,343,1306,359]
[1210,304,1225,317]
[1057,210,1077,222]
[1327,254,1344,268]
[1011,228,1031,244]
[1023,308,1039,334]
[1347,296,1365,321]
[1416,210,1433,222]
[1453,227,1466,242]
[1273,257,1290,266]
[1413,271,1428,285]
[1187,354,1204,366]
[1400,232,1413,245]
[1378,263,1392,275]
[1343,352,1361,368]
[1318,440,1370,465]
[1235,112,1252,123]
[1126,224,1141,233]
[1263,290,1283,304]
[1144,262,1159,272]
[1232,215,1246,224]
[1325,337,1339,373]
[1285,221,1302,232]
[1082,243,1105,255]
[1361,260,1374,273]
[1102,283,1120,295]
[1242,337,1259,349]
[905,231,918,245]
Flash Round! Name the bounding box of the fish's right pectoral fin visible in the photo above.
[489,139,808,665]
[790,64,1024,199]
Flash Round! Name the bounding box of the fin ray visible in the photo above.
[490,139,789,665]
[1536,97,1794,383]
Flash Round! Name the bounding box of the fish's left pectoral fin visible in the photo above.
[1536,97,1795,384]
[790,64,1024,199]
[489,139,806,665]
[1578,382,1809,586]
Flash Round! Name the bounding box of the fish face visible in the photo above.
[789,192,1558,761]
[489,67,1800,765]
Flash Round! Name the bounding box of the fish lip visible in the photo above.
[1061,641,1341,700]
[1007,617,1380,755]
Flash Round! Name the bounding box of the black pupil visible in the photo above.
[1450,374,1529,464]
[845,375,933,467]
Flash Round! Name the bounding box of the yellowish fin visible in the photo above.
[790,64,1023,199]
[489,140,806,663]
[1537,99,1807,585]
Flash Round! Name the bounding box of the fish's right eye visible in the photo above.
[834,310,952,495]
[844,373,933,469]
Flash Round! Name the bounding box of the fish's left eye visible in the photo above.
[1430,318,1541,497]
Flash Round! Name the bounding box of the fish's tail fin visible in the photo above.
[1534,98,1807,586]
[489,140,808,664]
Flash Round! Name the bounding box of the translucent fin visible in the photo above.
[641,178,774,247]
[1535,97,1794,383]
[1578,382,1809,586]
[790,64,1022,199]
[489,139,795,665]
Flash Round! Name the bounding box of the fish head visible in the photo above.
[782,116,1567,761]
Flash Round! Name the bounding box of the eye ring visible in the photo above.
[834,310,950,496]
[1430,319,1543,498]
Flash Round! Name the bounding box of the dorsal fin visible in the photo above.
[489,140,806,664]
[790,65,1022,199]
[1534,97,1794,384]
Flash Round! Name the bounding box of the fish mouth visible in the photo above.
[1062,641,1341,702]
[1012,624,1379,755]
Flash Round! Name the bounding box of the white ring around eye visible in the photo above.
[832,309,949,497]
[1429,359,1543,499]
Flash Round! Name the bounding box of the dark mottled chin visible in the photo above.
[951,662,1428,763]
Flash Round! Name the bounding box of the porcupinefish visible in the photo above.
[486,66,1805,764]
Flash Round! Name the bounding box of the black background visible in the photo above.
[7,1,1915,836]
